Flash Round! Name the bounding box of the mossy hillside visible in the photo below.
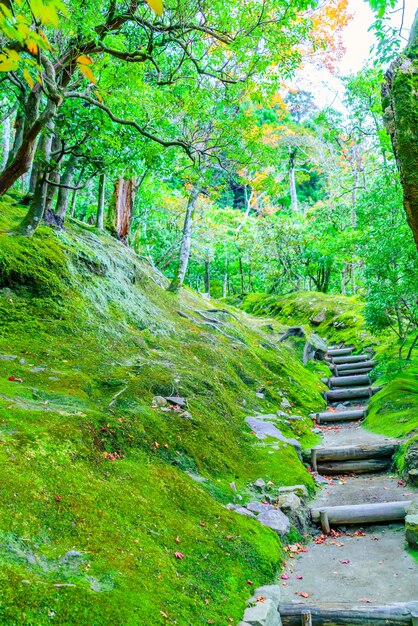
[236,292,373,348]
[0,199,324,625]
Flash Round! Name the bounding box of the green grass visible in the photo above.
[0,198,325,625]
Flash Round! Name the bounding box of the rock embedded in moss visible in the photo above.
[405,500,418,548]
[257,509,290,536]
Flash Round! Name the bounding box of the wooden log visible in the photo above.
[301,610,312,626]
[334,359,376,371]
[326,374,370,388]
[325,386,373,402]
[310,500,411,524]
[327,347,354,356]
[312,442,397,462]
[279,601,418,626]
[310,408,365,424]
[331,354,370,364]
[316,458,391,474]
[319,509,330,534]
[335,367,373,377]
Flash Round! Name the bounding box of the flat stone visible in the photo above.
[257,509,290,536]
[253,585,281,609]
[247,501,275,515]
[19,358,26,365]
[278,485,308,499]
[314,474,331,485]
[0,355,17,361]
[243,598,282,626]
[245,417,301,453]
[311,308,326,325]
[235,507,257,518]
[180,411,193,420]
[30,366,46,373]
[254,478,266,490]
[277,492,301,513]
[256,392,265,399]
[405,501,418,549]
[165,396,187,407]
[408,469,418,486]
[186,472,207,483]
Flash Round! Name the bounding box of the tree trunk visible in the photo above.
[204,258,210,297]
[168,186,199,293]
[288,146,299,213]
[107,177,136,240]
[96,172,106,229]
[56,154,79,218]
[382,10,418,248]
[2,114,11,170]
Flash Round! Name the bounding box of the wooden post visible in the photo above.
[311,449,318,472]
[301,610,312,626]
[410,611,418,626]
[319,510,330,534]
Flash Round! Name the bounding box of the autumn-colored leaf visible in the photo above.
[23,68,34,88]
[280,573,290,580]
[55,495,61,501]
[175,536,180,544]
[76,54,93,65]
[145,0,163,16]
[174,551,184,559]
[296,574,303,579]
[297,592,310,598]
[78,63,97,84]
[339,559,350,564]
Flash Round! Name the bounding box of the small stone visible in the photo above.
[226,503,236,510]
[256,387,265,393]
[152,396,168,407]
[230,481,237,492]
[0,355,17,361]
[253,478,266,490]
[235,507,257,518]
[246,501,275,515]
[289,415,303,421]
[280,397,291,410]
[312,427,322,434]
[314,474,331,485]
[165,396,187,407]
[276,410,287,417]
[30,366,46,373]
[180,411,193,420]
[19,358,26,365]
[256,392,265,399]
[278,485,308,499]
[257,509,290,536]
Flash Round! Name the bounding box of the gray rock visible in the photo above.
[19,358,26,365]
[235,507,257,518]
[226,503,236,510]
[30,366,46,373]
[247,501,275,515]
[165,396,187,407]
[277,493,301,513]
[408,469,418,486]
[312,427,322,434]
[230,481,237,492]
[311,308,326,325]
[186,472,207,483]
[152,396,168,407]
[276,410,288,417]
[280,397,291,410]
[245,417,301,454]
[243,598,282,626]
[253,585,281,609]
[256,392,265,399]
[405,500,418,548]
[180,411,193,420]
[289,415,303,421]
[254,478,266,490]
[257,509,290,536]
[0,354,17,361]
[277,484,308,499]
[314,474,331,485]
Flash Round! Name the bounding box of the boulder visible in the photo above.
[277,485,308,499]
[245,417,302,458]
[243,598,282,626]
[405,501,418,549]
[256,392,266,399]
[165,396,187,407]
[277,493,301,514]
[152,396,168,407]
[257,509,290,536]
[247,501,275,515]
[408,469,418,486]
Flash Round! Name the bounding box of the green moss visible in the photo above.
[0,201,326,624]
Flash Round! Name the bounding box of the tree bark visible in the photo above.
[107,177,136,240]
[382,10,418,248]
[2,114,11,170]
[168,186,199,292]
[204,258,210,297]
[96,172,106,229]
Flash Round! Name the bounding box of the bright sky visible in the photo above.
[294,0,417,111]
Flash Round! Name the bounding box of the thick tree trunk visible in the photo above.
[107,177,136,240]
[288,147,298,213]
[96,172,106,229]
[56,154,79,218]
[382,10,418,248]
[168,186,199,292]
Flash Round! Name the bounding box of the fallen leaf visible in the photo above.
[160,611,168,619]
[296,574,303,579]
[297,592,310,598]
[175,536,180,544]
[358,598,372,603]
[54,495,61,501]
[280,574,290,580]
[246,580,254,585]
[340,559,350,564]
[174,551,184,559]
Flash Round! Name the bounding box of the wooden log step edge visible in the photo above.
[312,442,397,462]
[309,408,365,424]
[335,367,373,377]
[331,354,370,364]
[327,347,354,356]
[279,601,418,626]
[316,458,391,474]
[332,359,376,371]
[325,386,382,402]
[322,374,370,388]
[310,500,411,524]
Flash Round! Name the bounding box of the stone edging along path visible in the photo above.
[238,344,418,626]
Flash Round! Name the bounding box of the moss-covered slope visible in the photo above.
[0,198,324,625]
